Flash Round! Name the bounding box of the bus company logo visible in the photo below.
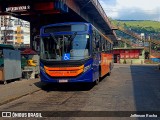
[2,112,11,117]
[2,112,42,118]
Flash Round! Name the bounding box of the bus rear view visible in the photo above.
[40,22,113,84]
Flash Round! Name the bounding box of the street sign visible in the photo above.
[63,53,70,60]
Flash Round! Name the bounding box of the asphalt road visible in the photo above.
[0,64,160,120]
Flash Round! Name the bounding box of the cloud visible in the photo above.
[99,0,116,6]
[116,0,160,10]
[100,0,160,21]
[116,7,160,21]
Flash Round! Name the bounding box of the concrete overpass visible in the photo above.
[0,0,117,47]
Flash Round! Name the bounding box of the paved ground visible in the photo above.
[0,78,42,106]
[0,63,160,120]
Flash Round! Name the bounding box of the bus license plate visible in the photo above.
[59,79,68,83]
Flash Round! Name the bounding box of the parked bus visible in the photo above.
[39,22,113,84]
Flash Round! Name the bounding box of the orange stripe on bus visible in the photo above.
[44,65,84,77]
[44,65,84,71]
[101,53,112,77]
[45,69,83,77]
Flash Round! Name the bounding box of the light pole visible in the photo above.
[148,36,151,59]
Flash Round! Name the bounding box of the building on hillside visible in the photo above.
[0,15,30,47]
[113,47,145,64]
[150,52,160,62]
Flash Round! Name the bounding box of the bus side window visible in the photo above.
[96,34,100,52]
[102,38,105,51]
[110,44,113,53]
[105,40,107,52]
[106,41,111,53]
[99,35,102,51]
[92,30,96,53]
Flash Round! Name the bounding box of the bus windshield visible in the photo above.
[40,34,90,61]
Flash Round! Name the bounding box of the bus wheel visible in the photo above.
[95,78,100,85]
[108,64,111,76]
[108,70,111,76]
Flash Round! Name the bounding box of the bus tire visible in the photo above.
[108,64,112,76]
[108,70,111,76]
[95,78,100,85]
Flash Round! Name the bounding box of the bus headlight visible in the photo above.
[84,65,91,72]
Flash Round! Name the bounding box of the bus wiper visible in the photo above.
[69,32,77,41]
[69,32,77,47]
[49,33,58,44]
[49,33,62,57]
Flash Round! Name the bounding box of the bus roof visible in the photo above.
[41,22,113,44]
[42,22,90,28]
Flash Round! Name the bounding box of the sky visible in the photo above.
[99,0,160,21]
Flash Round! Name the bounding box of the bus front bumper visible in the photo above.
[40,69,93,83]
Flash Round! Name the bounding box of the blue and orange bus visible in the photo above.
[39,22,113,84]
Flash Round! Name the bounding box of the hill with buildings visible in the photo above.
[111,20,160,40]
